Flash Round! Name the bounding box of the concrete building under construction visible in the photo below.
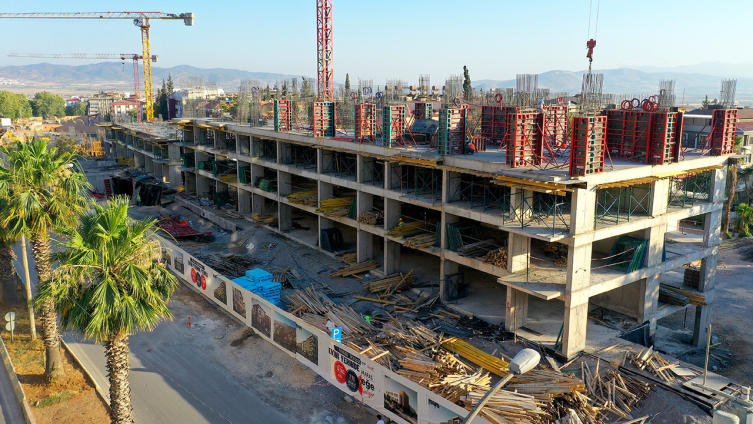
[102,92,737,359]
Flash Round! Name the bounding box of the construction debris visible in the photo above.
[357,211,381,225]
[190,252,263,278]
[328,260,379,277]
[337,252,358,264]
[403,232,436,249]
[363,271,416,295]
[630,347,678,383]
[287,191,318,206]
[316,197,355,217]
[480,248,508,268]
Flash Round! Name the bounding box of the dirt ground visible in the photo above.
[658,244,753,388]
[1,304,110,424]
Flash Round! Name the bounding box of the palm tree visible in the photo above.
[734,203,753,237]
[36,198,177,424]
[0,138,90,380]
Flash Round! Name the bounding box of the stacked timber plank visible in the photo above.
[480,248,508,268]
[337,252,358,264]
[329,260,379,277]
[630,347,678,383]
[387,221,426,238]
[659,287,689,306]
[506,369,586,402]
[683,267,701,289]
[190,253,263,278]
[316,197,355,217]
[660,284,707,306]
[440,339,509,377]
[287,191,318,206]
[357,211,379,225]
[363,271,416,295]
[581,361,653,421]
[456,240,495,257]
[462,386,549,424]
[403,232,436,248]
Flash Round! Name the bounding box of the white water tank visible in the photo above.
[714,410,740,424]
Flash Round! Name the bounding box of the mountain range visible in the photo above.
[0,62,750,103]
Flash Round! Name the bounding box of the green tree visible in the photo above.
[734,203,753,237]
[282,81,288,98]
[54,136,82,158]
[0,138,91,380]
[166,73,174,92]
[36,198,177,424]
[463,65,472,101]
[73,102,87,116]
[301,76,310,97]
[345,73,351,94]
[31,91,66,119]
[263,84,271,101]
[702,95,710,109]
[128,108,138,120]
[0,91,32,120]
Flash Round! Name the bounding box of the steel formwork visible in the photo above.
[480,105,507,147]
[668,171,712,208]
[382,105,406,148]
[312,101,336,138]
[274,99,292,133]
[595,184,652,226]
[708,109,738,156]
[354,103,376,144]
[649,112,681,165]
[605,110,651,163]
[414,102,433,120]
[570,116,607,176]
[539,105,569,164]
[438,108,467,155]
[506,108,540,167]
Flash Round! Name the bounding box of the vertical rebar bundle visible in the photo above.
[237,80,253,125]
[444,75,463,106]
[720,79,737,108]
[419,74,430,99]
[658,80,676,109]
[580,72,604,112]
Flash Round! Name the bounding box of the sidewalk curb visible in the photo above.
[61,339,111,412]
[0,336,37,424]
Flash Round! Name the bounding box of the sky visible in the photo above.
[1,0,752,84]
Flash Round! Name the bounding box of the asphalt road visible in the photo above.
[13,242,301,424]
[0,355,25,424]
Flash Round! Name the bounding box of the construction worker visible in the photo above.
[137,194,142,206]
[465,139,476,155]
[398,218,405,227]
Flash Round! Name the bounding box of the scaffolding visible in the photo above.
[505,107,540,167]
[390,164,442,202]
[253,138,277,161]
[539,105,569,166]
[419,74,430,99]
[438,108,467,155]
[284,144,317,170]
[595,184,652,226]
[361,157,385,187]
[354,103,376,144]
[570,115,606,176]
[447,174,509,212]
[322,151,357,179]
[668,170,712,208]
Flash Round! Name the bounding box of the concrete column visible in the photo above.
[357,155,365,185]
[250,163,264,187]
[251,193,264,216]
[357,231,374,263]
[650,179,670,216]
[383,197,402,274]
[169,165,182,188]
[384,198,401,230]
[562,239,593,358]
[278,171,293,231]
[507,233,531,273]
[197,175,210,199]
[238,190,251,216]
[639,222,667,343]
[443,170,461,204]
[505,286,529,331]
[692,208,722,346]
[439,259,459,302]
[570,187,596,234]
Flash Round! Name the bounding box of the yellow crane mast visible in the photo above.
[0,12,194,121]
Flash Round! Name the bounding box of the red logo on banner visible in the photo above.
[358,375,363,395]
[334,361,347,384]
[201,275,207,290]
[191,268,197,283]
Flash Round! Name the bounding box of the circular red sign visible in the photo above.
[334,361,347,384]
[191,268,197,283]
[201,275,207,290]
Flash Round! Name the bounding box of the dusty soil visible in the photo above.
[1,304,110,424]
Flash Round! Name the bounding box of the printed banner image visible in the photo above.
[425,398,462,424]
[232,287,247,318]
[214,281,227,305]
[272,311,296,354]
[296,324,319,366]
[251,299,272,338]
[383,375,418,424]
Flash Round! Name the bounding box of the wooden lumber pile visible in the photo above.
[630,347,678,383]
[285,287,375,341]
[357,211,379,225]
[267,266,300,288]
[456,240,495,257]
[386,221,425,238]
[659,284,707,306]
[429,370,491,403]
[337,252,358,264]
[287,191,318,206]
[581,361,653,421]
[462,385,549,424]
[441,339,509,377]
[316,197,354,217]
[658,286,689,306]
[363,271,416,295]
[191,252,263,278]
[329,260,379,277]
[251,214,277,226]
[506,369,586,402]
[481,248,508,268]
[403,232,436,248]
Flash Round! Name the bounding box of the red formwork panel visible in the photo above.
[540,105,569,160]
[481,105,507,146]
[570,116,607,176]
[354,103,375,144]
[605,110,627,158]
[649,112,680,165]
[505,108,541,168]
[604,110,652,163]
[709,109,738,156]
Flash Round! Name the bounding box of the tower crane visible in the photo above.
[8,53,157,124]
[316,1,333,102]
[0,12,194,121]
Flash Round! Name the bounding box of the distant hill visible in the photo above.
[474,68,753,101]
[0,62,303,91]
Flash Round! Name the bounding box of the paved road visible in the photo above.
[0,351,26,424]
[14,242,300,424]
